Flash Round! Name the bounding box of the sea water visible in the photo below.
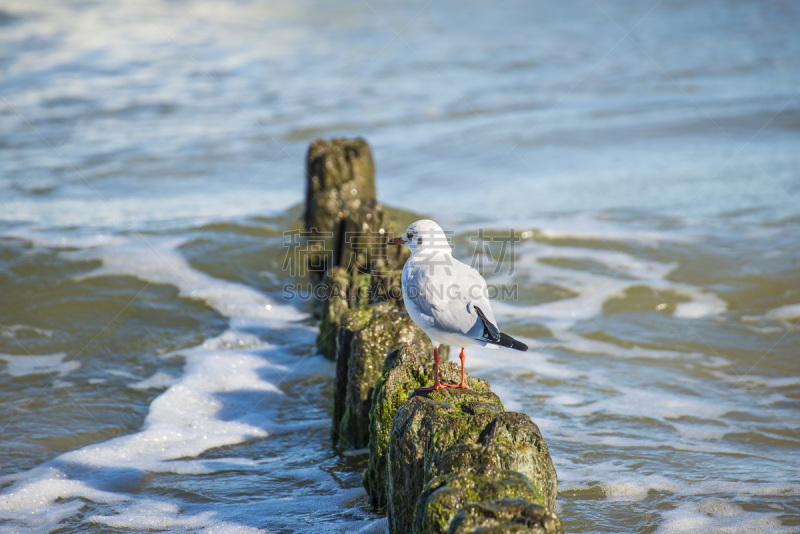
[1,0,798,532]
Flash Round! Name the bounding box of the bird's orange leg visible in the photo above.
[440,347,473,389]
[414,346,474,393]
[414,346,445,392]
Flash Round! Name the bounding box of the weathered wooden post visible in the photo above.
[304,137,563,533]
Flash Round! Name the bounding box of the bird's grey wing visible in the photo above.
[455,260,498,322]
[405,258,499,340]
[402,261,438,332]
[403,262,440,331]
[451,259,502,340]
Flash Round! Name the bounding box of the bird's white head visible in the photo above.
[387,219,451,255]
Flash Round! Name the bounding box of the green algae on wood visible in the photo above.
[317,268,372,360]
[414,466,542,534]
[427,411,558,510]
[362,343,453,509]
[386,386,505,533]
[317,266,351,360]
[388,396,454,534]
[333,305,431,449]
[332,304,375,446]
[380,375,557,533]
[448,498,564,534]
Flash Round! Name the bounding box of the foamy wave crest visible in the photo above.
[0,232,366,533]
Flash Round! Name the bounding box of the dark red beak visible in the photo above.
[387,237,407,245]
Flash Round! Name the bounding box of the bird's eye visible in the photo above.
[407,231,414,239]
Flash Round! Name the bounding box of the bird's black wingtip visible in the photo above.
[498,332,528,351]
[474,305,501,342]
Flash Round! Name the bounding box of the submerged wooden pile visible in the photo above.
[304,137,563,533]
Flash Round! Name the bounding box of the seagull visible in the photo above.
[388,219,528,392]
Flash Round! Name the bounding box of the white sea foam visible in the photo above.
[453,213,701,246]
[556,331,706,361]
[0,352,79,378]
[70,235,306,329]
[717,372,800,390]
[466,345,581,380]
[128,371,177,390]
[0,324,55,339]
[88,500,263,533]
[0,336,295,530]
[558,463,800,503]
[739,306,799,334]
[600,476,680,501]
[656,499,790,533]
[0,466,129,533]
[683,481,800,498]
[765,303,800,321]
[489,238,726,338]
[557,461,680,499]
[87,486,380,534]
[671,421,729,442]
[0,186,296,230]
[564,385,730,421]
[740,323,784,335]
[548,394,585,406]
[673,299,721,319]
[0,233,359,533]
